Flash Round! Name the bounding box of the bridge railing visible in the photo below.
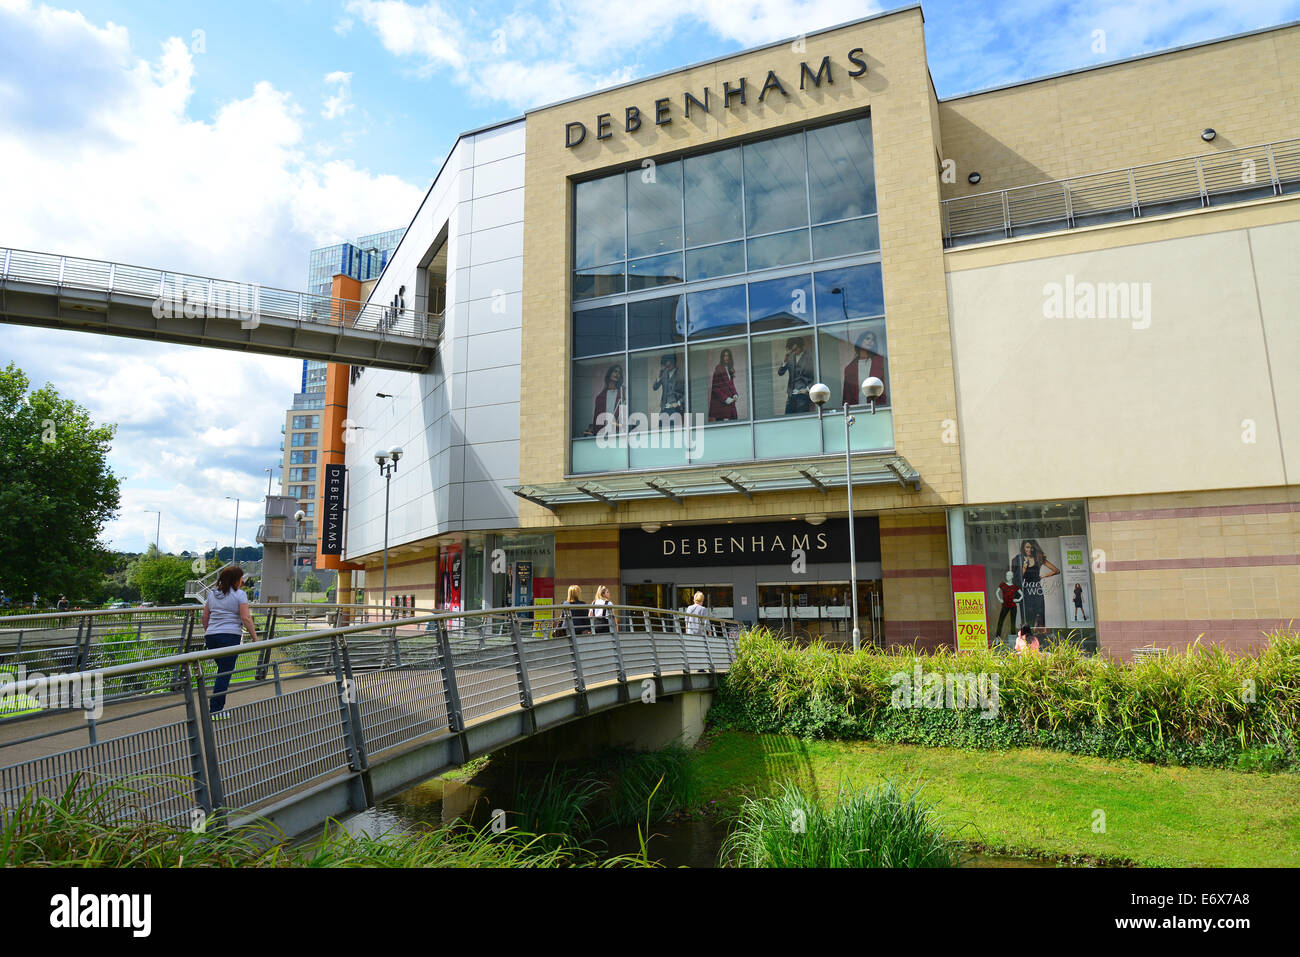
[0,246,443,343]
[0,605,740,830]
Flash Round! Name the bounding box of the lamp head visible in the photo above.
[389,446,404,462]
[862,376,885,399]
[294,509,306,524]
[374,451,388,466]
[808,382,831,407]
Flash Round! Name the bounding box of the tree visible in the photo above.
[301,573,322,594]
[0,363,121,599]
[126,545,192,604]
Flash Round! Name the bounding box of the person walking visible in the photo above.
[685,590,710,637]
[590,584,614,634]
[560,584,590,636]
[201,565,259,718]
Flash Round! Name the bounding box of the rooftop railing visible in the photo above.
[0,246,443,342]
[941,137,1300,248]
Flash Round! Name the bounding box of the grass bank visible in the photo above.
[690,730,1300,867]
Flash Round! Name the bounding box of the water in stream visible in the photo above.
[329,776,1060,868]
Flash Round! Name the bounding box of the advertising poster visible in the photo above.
[512,561,533,622]
[532,576,554,638]
[951,564,990,651]
[1058,534,1094,626]
[1006,537,1067,629]
[438,544,463,614]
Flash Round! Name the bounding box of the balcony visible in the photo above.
[941,138,1300,248]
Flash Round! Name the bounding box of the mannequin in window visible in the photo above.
[778,336,813,414]
[583,363,626,436]
[842,329,889,407]
[708,347,740,421]
[993,570,1021,644]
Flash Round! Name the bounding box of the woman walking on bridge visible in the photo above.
[202,565,259,717]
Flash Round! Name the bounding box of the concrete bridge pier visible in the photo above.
[501,691,713,763]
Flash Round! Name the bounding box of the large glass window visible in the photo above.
[744,133,809,236]
[627,161,682,259]
[948,502,1097,653]
[574,175,625,268]
[570,114,888,474]
[684,149,743,247]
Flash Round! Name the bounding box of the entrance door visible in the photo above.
[624,583,674,610]
[757,580,883,646]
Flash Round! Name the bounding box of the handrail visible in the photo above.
[0,603,737,696]
[0,245,443,343]
[941,136,1300,247]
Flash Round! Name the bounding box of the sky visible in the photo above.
[2,0,1297,555]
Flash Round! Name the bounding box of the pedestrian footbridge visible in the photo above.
[0,247,440,372]
[0,605,738,839]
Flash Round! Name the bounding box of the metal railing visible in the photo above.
[0,604,740,830]
[941,137,1300,247]
[0,246,443,342]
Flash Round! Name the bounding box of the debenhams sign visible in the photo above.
[621,518,881,569]
[564,48,868,148]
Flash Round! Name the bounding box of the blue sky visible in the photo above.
[1,0,1297,556]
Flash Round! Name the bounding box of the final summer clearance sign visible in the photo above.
[951,565,989,652]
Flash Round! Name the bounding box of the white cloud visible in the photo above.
[0,0,425,552]
[322,70,354,119]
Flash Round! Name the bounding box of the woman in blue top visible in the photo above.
[201,565,259,717]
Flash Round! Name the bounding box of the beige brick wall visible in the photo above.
[1087,486,1300,658]
[879,510,952,650]
[555,529,619,599]
[938,24,1300,199]
[519,7,964,533]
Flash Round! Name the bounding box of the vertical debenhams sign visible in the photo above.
[563,48,868,148]
[322,463,345,556]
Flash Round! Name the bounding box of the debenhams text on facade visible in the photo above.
[564,49,869,148]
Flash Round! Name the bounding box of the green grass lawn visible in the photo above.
[690,730,1300,867]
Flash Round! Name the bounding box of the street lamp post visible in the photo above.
[265,468,273,498]
[144,509,161,551]
[374,446,403,621]
[294,509,306,600]
[809,376,885,652]
[225,496,240,566]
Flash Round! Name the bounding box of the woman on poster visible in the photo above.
[708,347,740,421]
[841,329,889,407]
[583,363,626,436]
[1011,539,1059,629]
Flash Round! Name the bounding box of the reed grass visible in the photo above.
[720,779,957,868]
[713,626,1300,769]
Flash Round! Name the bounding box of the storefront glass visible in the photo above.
[570,114,889,474]
[947,502,1097,651]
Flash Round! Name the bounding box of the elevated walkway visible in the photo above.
[0,247,440,372]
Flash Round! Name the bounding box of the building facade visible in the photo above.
[282,229,406,586]
[315,6,1300,657]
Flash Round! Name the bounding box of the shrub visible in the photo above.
[711,627,1300,771]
